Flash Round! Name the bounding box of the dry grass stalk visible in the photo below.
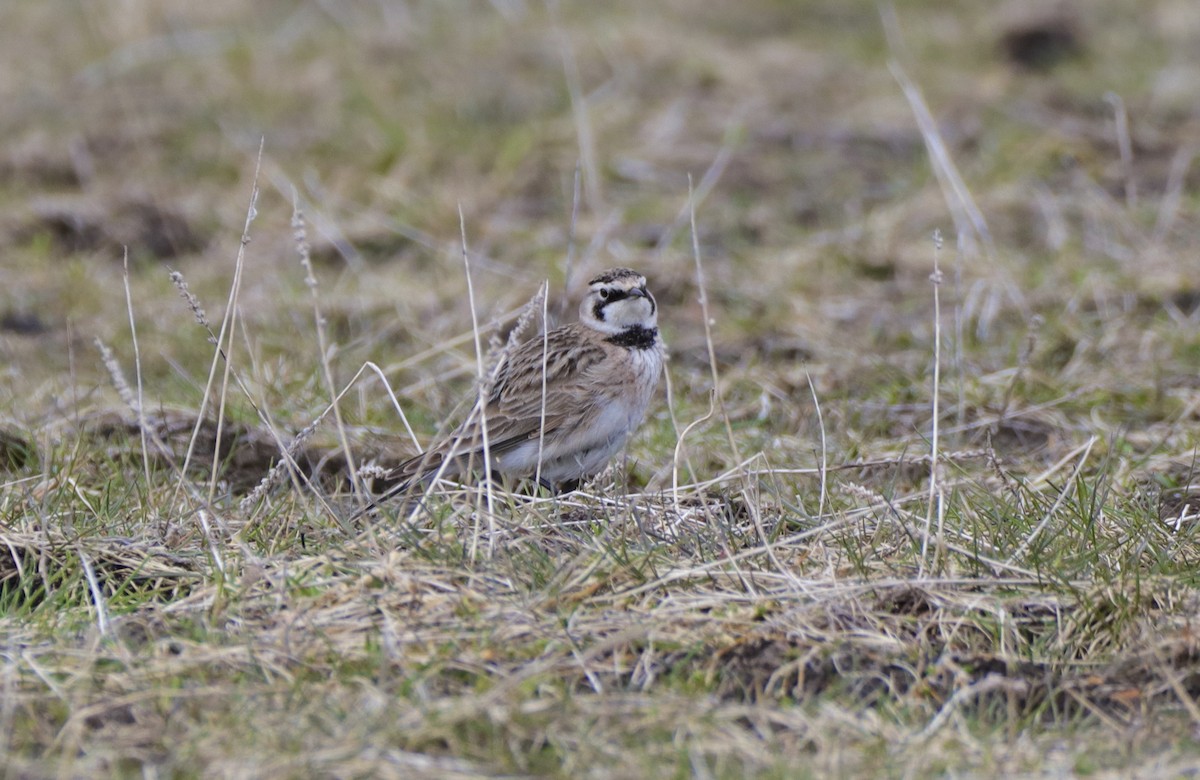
[923,229,945,577]
[293,198,364,504]
[121,251,152,489]
[458,205,497,557]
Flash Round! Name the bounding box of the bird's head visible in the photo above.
[579,267,657,335]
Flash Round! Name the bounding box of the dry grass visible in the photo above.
[4,0,1200,776]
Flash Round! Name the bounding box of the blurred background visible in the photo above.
[1,0,1197,469]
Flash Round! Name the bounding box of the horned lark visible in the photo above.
[381,267,664,499]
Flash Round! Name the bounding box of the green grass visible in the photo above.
[4,0,1200,777]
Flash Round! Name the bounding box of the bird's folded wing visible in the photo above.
[386,325,608,483]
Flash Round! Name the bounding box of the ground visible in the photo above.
[3,0,1200,777]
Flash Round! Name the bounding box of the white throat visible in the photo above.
[579,294,657,335]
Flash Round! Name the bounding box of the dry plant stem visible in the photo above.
[361,362,419,448]
[806,371,828,519]
[1105,91,1137,209]
[459,204,496,559]
[77,547,110,637]
[121,251,151,489]
[688,175,741,467]
[293,199,364,504]
[224,141,360,269]
[660,363,694,490]
[922,230,945,578]
[209,204,251,507]
[535,282,550,489]
[672,390,716,519]
[172,141,262,512]
[953,245,966,432]
[881,4,992,260]
[168,271,226,502]
[887,58,992,258]
[934,489,947,575]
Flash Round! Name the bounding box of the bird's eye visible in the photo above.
[598,289,610,300]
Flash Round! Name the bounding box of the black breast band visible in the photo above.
[606,326,658,350]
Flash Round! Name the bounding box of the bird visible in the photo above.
[376,267,665,503]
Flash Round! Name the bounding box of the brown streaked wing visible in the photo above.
[392,324,608,481]
[487,324,607,408]
[481,323,609,440]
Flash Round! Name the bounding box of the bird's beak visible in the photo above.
[629,287,648,298]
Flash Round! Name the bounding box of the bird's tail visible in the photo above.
[347,446,465,521]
